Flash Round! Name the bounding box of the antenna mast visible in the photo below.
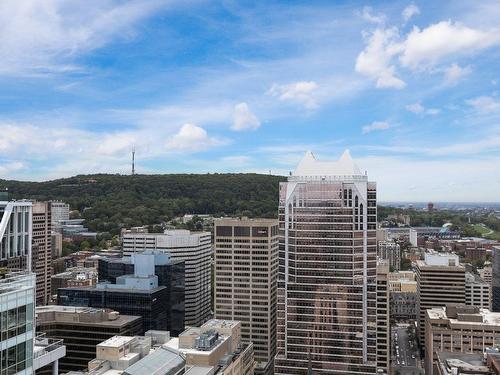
[132,147,136,175]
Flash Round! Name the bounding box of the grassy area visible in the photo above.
[472,224,500,241]
[472,224,491,235]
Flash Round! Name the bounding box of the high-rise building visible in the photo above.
[465,272,491,309]
[275,151,380,375]
[122,229,212,326]
[50,201,70,231]
[377,241,400,271]
[36,306,143,373]
[424,305,500,375]
[32,201,52,305]
[376,262,390,374]
[0,200,32,270]
[416,252,465,346]
[492,246,500,312]
[58,252,185,335]
[214,217,279,375]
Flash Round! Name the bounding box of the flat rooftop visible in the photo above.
[98,336,135,348]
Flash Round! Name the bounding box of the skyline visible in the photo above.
[1,1,500,202]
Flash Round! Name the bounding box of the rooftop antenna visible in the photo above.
[132,146,136,176]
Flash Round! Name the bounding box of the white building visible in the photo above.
[0,200,32,267]
[465,272,491,309]
[50,201,70,231]
[122,229,212,326]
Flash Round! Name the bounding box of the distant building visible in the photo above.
[480,265,493,284]
[416,252,466,345]
[214,217,279,375]
[51,231,63,258]
[122,229,212,326]
[377,241,401,271]
[376,263,390,374]
[32,201,52,305]
[59,219,97,240]
[435,352,491,375]
[58,252,185,335]
[493,246,500,312]
[425,305,500,375]
[465,272,491,309]
[428,202,434,212]
[51,267,98,295]
[390,292,417,321]
[50,201,70,231]
[36,305,143,373]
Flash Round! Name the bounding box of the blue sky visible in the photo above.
[0,0,500,202]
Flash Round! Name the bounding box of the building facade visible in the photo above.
[50,201,70,231]
[122,229,212,326]
[32,201,52,305]
[376,263,390,374]
[465,272,491,309]
[275,151,380,375]
[0,200,32,270]
[377,241,400,271]
[214,218,279,375]
[493,246,500,312]
[416,252,465,346]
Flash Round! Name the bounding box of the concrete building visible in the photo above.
[376,262,390,374]
[425,305,500,375]
[50,201,70,231]
[493,246,500,312]
[390,292,417,321]
[275,151,380,375]
[165,319,255,375]
[466,272,491,309]
[32,201,52,305]
[435,352,491,375]
[416,252,466,345]
[377,241,400,271]
[214,217,279,375]
[0,200,32,271]
[480,265,493,284]
[36,306,142,373]
[58,252,185,335]
[51,267,98,295]
[122,229,212,326]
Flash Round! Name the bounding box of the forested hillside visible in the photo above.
[1,174,286,234]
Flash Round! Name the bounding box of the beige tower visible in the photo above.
[214,218,279,375]
[32,201,52,305]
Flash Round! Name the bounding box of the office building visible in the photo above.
[50,201,70,231]
[32,201,52,305]
[275,151,379,375]
[0,200,32,270]
[376,262,390,374]
[377,241,400,271]
[435,352,491,375]
[122,229,212,326]
[58,252,185,335]
[416,252,465,345]
[390,292,417,320]
[465,272,491,309]
[480,265,493,284]
[425,305,500,375]
[493,246,500,312]
[165,319,255,375]
[214,218,279,375]
[36,306,142,373]
[51,267,98,295]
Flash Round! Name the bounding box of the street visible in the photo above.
[392,324,423,375]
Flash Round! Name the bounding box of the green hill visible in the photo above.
[1,173,286,234]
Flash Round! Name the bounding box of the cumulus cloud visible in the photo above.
[267,81,319,108]
[231,103,261,131]
[402,4,420,22]
[362,121,391,134]
[466,96,500,114]
[165,123,225,152]
[405,102,440,115]
[0,161,25,176]
[0,0,169,75]
[357,6,386,25]
[356,17,500,89]
[443,63,472,85]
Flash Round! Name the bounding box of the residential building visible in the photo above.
[214,217,279,375]
[122,229,212,326]
[493,246,500,312]
[165,319,255,375]
[51,267,98,295]
[466,272,491,309]
[376,262,390,374]
[377,241,400,271]
[36,306,142,373]
[390,292,417,321]
[416,252,466,346]
[32,201,52,305]
[58,252,185,335]
[50,201,70,231]
[425,305,500,375]
[275,151,380,375]
[480,265,492,284]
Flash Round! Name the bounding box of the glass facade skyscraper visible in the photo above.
[275,151,379,375]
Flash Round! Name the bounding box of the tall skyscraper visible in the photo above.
[214,218,279,375]
[416,252,465,346]
[275,151,379,375]
[32,201,52,305]
[492,246,500,312]
[122,229,212,326]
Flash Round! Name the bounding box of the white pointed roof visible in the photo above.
[293,150,363,177]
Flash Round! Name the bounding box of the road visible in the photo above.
[392,324,423,375]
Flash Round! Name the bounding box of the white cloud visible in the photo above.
[466,96,500,114]
[0,0,170,75]
[362,121,391,134]
[267,81,319,108]
[231,103,261,131]
[400,21,500,69]
[165,123,225,152]
[0,161,25,176]
[402,4,420,22]
[355,28,406,89]
[357,6,386,25]
[443,63,472,85]
[405,102,440,115]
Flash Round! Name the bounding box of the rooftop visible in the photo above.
[427,305,500,326]
[436,352,489,374]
